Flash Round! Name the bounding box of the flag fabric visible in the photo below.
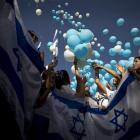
[0,0,44,139]
[34,73,140,140]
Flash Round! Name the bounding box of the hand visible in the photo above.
[92,63,101,69]
[116,64,124,73]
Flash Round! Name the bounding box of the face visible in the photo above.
[133,58,140,70]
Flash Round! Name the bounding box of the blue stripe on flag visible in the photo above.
[52,73,135,115]
[0,47,24,111]
[15,18,44,73]
[119,120,140,140]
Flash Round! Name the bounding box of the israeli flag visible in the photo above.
[0,0,44,139]
[34,73,140,140]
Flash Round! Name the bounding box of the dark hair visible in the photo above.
[134,56,140,60]
[55,70,70,89]
[28,30,38,43]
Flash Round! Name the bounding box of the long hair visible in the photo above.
[55,70,70,89]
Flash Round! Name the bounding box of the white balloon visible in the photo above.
[41,0,45,2]
[60,10,64,14]
[63,33,67,38]
[50,45,56,52]
[34,0,39,4]
[91,41,95,45]
[78,15,82,19]
[64,50,75,62]
[86,13,90,17]
[71,65,80,74]
[97,43,101,47]
[114,45,122,52]
[75,12,79,16]
[94,37,97,41]
[36,9,42,16]
[65,45,70,50]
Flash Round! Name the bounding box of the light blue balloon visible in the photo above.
[79,29,94,43]
[77,22,82,26]
[122,49,132,57]
[61,20,64,25]
[110,60,117,65]
[53,16,57,19]
[118,49,124,56]
[133,37,140,46]
[109,35,117,43]
[47,42,53,47]
[82,25,86,28]
[72,21,75,25]
[118,60,127,67]
[84,65,91,72]
[85,72,91,79]
[104,63,112,69]
[124,42,131,49]
[116,41,123,45]
[74,43,88,59]
[66,29,78,38]
[104,73,111,80]
[109,48,116,56]
[130,28,139,36]
[116,18,125,26]
[94,50,100,59]
[99,46,105,52]
[56,17,60,21]
[67,35,81,50]
[102,28,109,35]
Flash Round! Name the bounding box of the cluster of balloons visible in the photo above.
[64,29,94,66]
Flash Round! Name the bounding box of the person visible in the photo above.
[128,56,140,80]
[74,57,90,97]
[28,30,44,62]
[34,57,58,108]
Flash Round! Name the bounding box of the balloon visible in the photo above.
[74,43,88,59]
[122,49,132,57]
[109,48,116,56]
[104,73,111,80]
[97,43,101,47]
[104,63,112,69]
[94,50,100,59]
[67,35,81,50]
[78,15,82,19]
[116,41,123,45]
[57,4,61,8]
[71,65,80,74]
[61,20,64,25]
[102,28,109,35]
[75,12,79,16]
[114,45,122,52]
[34,0,39,4]
[79,29,94,43]
[65,45,70,50]
[100,46,105,52]
[124,42,131,49]
[93,37,98,41]
[63,33,67,38]
[86,13,90,17]
[47,42,53,47]
[130,27,139,36]
[65,2,69,6]
[109,35,117,43]
[116,18,125,26]
[49,45,56,52]
[91,41,95,45]
[133,37,140,46]
[64,49,75,62]
[35,9,42,16]
[60,10,64,14]
[110,60,117,65]
[66,29,78,38]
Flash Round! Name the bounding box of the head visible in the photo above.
[133,56,140,70]
[28,30,38,44]
[55,70,70,89]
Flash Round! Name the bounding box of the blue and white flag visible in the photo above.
[0,0,44,139]
[35,73,140,140]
